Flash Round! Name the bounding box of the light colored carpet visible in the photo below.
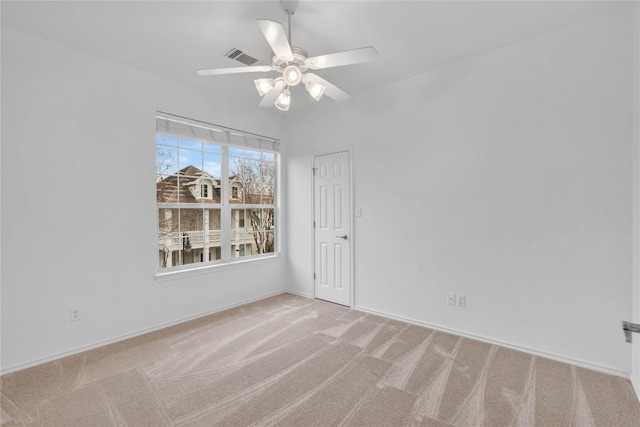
[1,293,639,426]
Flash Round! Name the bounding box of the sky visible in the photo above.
[156,134,275,179]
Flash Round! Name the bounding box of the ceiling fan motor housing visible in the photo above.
[271,46,309,72]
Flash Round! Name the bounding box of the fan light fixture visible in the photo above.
[197,0,378,111]
[283,65,302,86]
[305,81,326,101]
[254,78,275,96]
[274,88,291,111]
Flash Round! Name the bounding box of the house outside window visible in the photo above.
[156,112,279,272]
[238,210,245,228]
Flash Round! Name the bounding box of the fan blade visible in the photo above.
[305,46,378,70]
[257,19,294,61]
[259,80,286,107]
[302,73,350,102]
[198,65,273,76]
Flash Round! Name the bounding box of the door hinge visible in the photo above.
[622,321,640,343]
[312,167,317,176]
[313,273,316,280]
[313,220,316,228]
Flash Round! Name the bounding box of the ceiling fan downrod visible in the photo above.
[280,0,298,46]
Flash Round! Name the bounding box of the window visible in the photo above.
[156,112,279,271]
[238,210,245,228]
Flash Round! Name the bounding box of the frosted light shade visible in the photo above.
[283,65,302,86]
[305,81,326,101]
[254,78,275,96]
[274,89,291,111]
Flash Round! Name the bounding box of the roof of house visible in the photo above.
[157,166,221,204]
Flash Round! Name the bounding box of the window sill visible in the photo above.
[154,253,282,282]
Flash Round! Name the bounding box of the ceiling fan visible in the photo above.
[197,0,378,111]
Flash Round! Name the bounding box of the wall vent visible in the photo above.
[223,48,259,66]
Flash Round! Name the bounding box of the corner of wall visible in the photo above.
[632,0,640,402]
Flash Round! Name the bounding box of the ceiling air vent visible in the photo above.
[223,48,259,66]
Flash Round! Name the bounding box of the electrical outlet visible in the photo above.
[457,295,466,307]
[447,292,456,305]
[70,308,80,322]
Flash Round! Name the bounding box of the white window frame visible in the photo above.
[155,112,280,280]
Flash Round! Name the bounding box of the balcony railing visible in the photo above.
[159,229,255,248]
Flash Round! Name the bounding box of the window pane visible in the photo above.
[261,152,275,162]
[232,208,246,229]
[179,148,203,173]
[209,184,221,203]
[156,146,178,177]
[177,176,204,204]
[245,148,262,159]
[230,147,263,159]
[234,208,275,257]
[230,185,241,202]
[229,147,245,158]
[203,142,221,154]
[178,138,202,151]
[231,208,252,257]
[157,134,177,147]
[260,161,276,204]
[158,208,179,269]
[157,175,176,203]
[230,157,275,204]
[179,209,204,266]
[203,153,221,179]
[205,209,221,262]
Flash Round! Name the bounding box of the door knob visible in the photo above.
[337,234,348,240]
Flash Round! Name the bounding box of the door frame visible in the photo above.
[310,148,355,308]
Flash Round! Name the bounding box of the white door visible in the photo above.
[313,151,351,306]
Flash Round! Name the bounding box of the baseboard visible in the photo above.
[632,372,640,402]
[355,304,630,380]
[284,289,312,299]
[9,292,625,379]
[1,290,286,375]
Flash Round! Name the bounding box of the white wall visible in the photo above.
[286,11,634,374]
[0,28,287,372]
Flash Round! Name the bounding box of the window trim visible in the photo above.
[155,112,280,276]
[200,183,209,199]
[154,253,282,282]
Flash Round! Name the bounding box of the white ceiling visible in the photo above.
[1,1,629,112]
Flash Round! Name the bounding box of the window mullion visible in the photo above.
[221,145,231,261]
